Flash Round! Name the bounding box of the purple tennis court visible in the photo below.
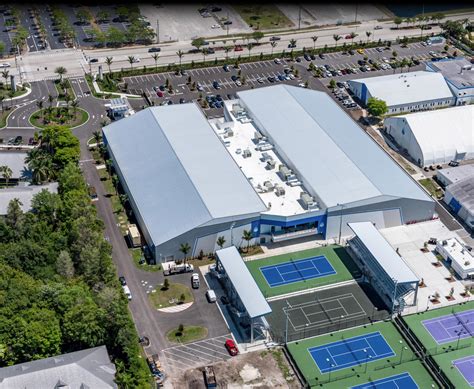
[422,309,474,344]
[453,355,474,387]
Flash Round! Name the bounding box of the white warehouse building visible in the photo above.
[103,85,435,262]
[348,71,455,114]
[384,105,474,167]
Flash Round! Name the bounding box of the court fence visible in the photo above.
[272,310,391,344]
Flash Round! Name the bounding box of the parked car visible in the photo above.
[223,64,229,72]
[234,45,243,51]
[212,81,221,89]
[13,136,22,145]
[274,58,281,64]
[269,36,281,41]
[448,160,460,167]
[148,47,161,53]
[374,25,383,30]
[157,91,164,97]
[225,339,239,356]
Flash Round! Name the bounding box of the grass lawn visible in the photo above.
[246,245,359,298]
[30,108,89,129]
[418,178,443,199]
[149,281,194,309]
[129,248,161,272]
[166,325,208,344]
[0,109,11,129]
[0,86,28,99]
[287,321,437,388]
[402,301,474,351]
[233,5,293,30]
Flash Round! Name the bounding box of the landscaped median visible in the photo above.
[148,280,194,309]
[246,245,359,298]
[166,325,208,344]
[29,107,89,129]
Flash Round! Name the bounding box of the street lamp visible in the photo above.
[326,358,335,382]
[426,295,432,311]
[456,328,465,349]
[339,315,345,331]
[364,349,372,373]
[284,300,292,344]
[399,340,408,364]
[230,222,236,246]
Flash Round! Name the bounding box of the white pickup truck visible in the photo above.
[191,273,200,289]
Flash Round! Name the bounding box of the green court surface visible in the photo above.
[403,301,474,351]
[287,321,438,388]
[246,245,358,298]
[433,342,474,389]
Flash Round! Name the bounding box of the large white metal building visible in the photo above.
[348,71,455,114]
[444,177,474,230]
[384,105,474,167]
[103,85,435,261]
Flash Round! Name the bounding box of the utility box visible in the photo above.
[127,224,141,247]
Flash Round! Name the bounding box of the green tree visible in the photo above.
[191,37,205,51]
[242,229,253,252]
[151,53,159,70]
[1,69,9,88]
[179,242,191,265]
[333,34,341,47]
[367,97,388,118]
[54,66,67,82]
[176,50,184,69]
[394,16,403,29]
[0,41,5,57]
[105,56,113,73]
[329,79,336,89]
[75,8,93,24]
[127,55,136,70]
[96,10,109,23]
[246,43,253,58]
[270,41,277,55]
[311,35,318,51]
[350,32,358,45]
[366,31,372,43]
[56,250,75,279]
[216,236,226,249]
[25,148,54,184]
[6,198,24,231]
[163,278,170,290]
[0,165,12,187]
[252,31,264,43]
[107,26,125,47]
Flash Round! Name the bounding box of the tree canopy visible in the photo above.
[367,97,388,118]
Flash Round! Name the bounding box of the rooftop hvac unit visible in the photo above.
[261,152,272,161]
[254,131,263,141]
[223,128,234,138]
[300,192,318,210]
[275,185,286,196]
[263,181,274,191]
[259,144,273,151]
[279,165,292,180]
[266,159,276,169]
[242,149,252,158]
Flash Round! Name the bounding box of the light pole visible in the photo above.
[339,315,344,331]
[399,340,407,364]
[284,300,292,344]
[364,349,372,373]
[456,328,465,349]
[230,222,236,246]
[326,359,335,382]
[337,203,344,244]
[426,295,432,311]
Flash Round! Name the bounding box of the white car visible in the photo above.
[0,63,11,68]
[211,24,221,29]
[274,58,281,64]
[298,82,306,88]
[133,57,140,63]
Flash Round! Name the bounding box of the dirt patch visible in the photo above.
[172,347,299,388]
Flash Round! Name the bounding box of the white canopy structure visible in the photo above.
[384,105,474,167]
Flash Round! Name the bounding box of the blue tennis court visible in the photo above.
[308,332,395,373]
[259,255,336,287]
[351,372,419,389]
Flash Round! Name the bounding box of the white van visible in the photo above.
[122,285,132,300]
[206,289,217,303]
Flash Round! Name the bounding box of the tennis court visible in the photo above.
[422,308,474,345]
[309,332,395,373]
[246,245,359,298]
[260,255,336,288]
[351,372,419,389]
[453,355,474,387]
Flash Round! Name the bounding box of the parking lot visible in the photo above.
[122,41,441,119]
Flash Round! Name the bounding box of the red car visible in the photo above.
[157,91,164,97]
[234,45,243,52]
[225,339,239,356]
[345,34,352,39]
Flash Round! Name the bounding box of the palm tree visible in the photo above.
[36,100,44,121]
[105,56,113,73]
[25,148,53,184]
[0,96,4,112]
[70,100,79,118]
[54,66,67,82]
[1,70,9,88]
[224,46,232,60]
[92,130,102,145]
[365,31,372,43]
[216,236,226,250]
[127,56,136,70]
[270,41,277,55]
[333,34,342,47]
[350,32,358,45]
[179,242,191,266]
[242,230,253,252]
[202,48,209,63]
[246,43,253,58]
[48,94,55,109]
[151,53,159,70]
[176,50,184,69]
[311,35,318,51]
[0,166,12,187]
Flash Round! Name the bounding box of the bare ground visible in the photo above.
[171,347,301,389]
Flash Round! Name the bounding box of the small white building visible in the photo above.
[444,177,474,230]
[348,71,455,114]
[436,164,474,187]
[106,97,135,120]
[436,237,474,279]
[426,57,474,105]
[384,105,474,167]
